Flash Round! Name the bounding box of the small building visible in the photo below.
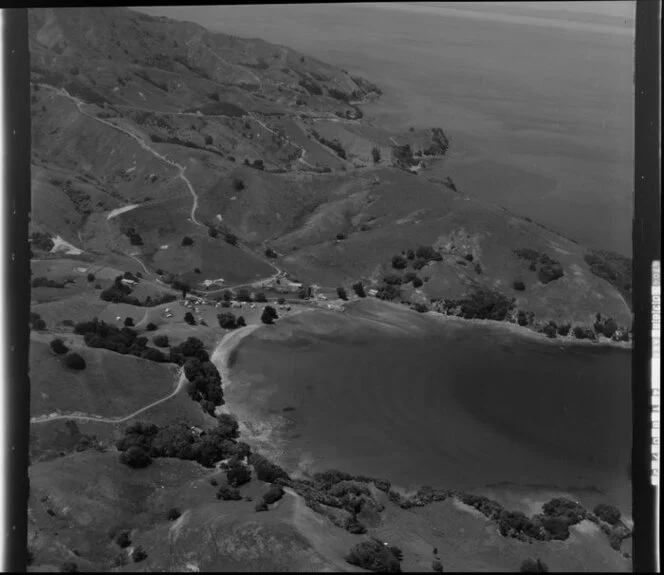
[120,278,136,286]
[367,289,378,297]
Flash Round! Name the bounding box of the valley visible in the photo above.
[27,6,633,573]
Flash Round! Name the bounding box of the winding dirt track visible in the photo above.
[30,323,259,425]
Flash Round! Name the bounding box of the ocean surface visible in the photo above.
[141,2,635,256]
[227,311,632,514]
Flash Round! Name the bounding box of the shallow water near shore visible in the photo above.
[227,312,631,514]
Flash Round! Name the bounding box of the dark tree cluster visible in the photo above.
[30,231,54,252]
[352,282,366,298]
[392,255,407,270]
[261,306,279,324]
[262,484,285,505]
[264,247,277,259]
[124,227,143,246]
[337,287,348,300]
[218,312,244,329]
[376,284,400,301]
[64,352,86,370]
[30,312,46,331]
[117,415,245,469]
[74,317,167,363]
[443,289,515,321]
[217,485,242,501]
[248,453,290,483]
[344,540,402,573]
[593,503,622,526]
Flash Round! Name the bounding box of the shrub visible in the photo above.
[383,274,402,285]
[204,134,213,145]
[513,280,526,291]
[255,500,268,512]
[50,338,69,355]
[376,284,400,301]
[557,323,571,336]
[120,446,152,469]
[542,324,557,338]
[572,326,586,339]
[184,312,196,326]
[412,303,428,313]
[412,258,427,270]
[261,306,278,324]
[225,233,238,246]
[520,558,549,573]
[265,247,277,258]
[262,484,285,505]
[372,146,381,163]
[114,531,131,548]
[86,273,95,282]
[344,540,402,572]
[182,236,194,246]
[412,276,423,288]
[432,559,443,572]
[153,334,169,347]
[352,282,366,298]
[538,264,564,284]
[131,546,147,563]
[208,226,219,238]
[233,178,245,191]
[145,322,158,332]
[166,507,181,521]
[254,292,267,303]
[217,486,242,501]
[31,318,47,331]
[227,465,252,487]
[64,352,86,370]
[392,255,407,269]
[593,503,621,525]
[336,232,347,240]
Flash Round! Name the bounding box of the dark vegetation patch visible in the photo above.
[100,275,176,307]
[117,415,244,469]
[345,539,402,572]
[513,248,565,285]
[441,289,515,321]
[310,130,347,159]
[183,102,247,116]
[32,276,67,289]
[30,231,54,252]
[584,250,632,309]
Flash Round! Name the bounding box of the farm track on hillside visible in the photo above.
[30,368,186,425]
[40,83,284,287]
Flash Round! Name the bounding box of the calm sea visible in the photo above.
[140,2,634,256]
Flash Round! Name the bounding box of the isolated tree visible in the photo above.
[352,281,366,298]
[222,289,233,302]
[261,306,279,324]
[265,247,277,258]
[64,352,86,370]
[512,280,526,291]
[184,312,196,326]
[86,272,95,282]
[208,226,219,238]
[50,338,69,355]
[124,317,135,327]
[337,287,348,300]
[233,178,245,191]
[120,446,152,469]
[336,232,347,240]
[371,146,381,163]
[204,134,213,145]
[182,236,194,247]
[166,508,181,521]
[146,322,158,331]
[392,255,407,270]
[225,233,238,246]
[236,316,246,327]
[254,292,267,303]
[153,334,169,347]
